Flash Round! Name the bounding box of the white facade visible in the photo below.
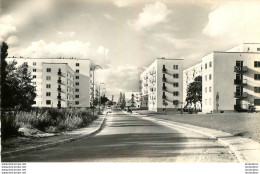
[6,57,91,108]
[125,91,141,108]
[183,43,260,113]
[140,58,183,112]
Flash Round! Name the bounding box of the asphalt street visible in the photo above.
[2,109,237,162]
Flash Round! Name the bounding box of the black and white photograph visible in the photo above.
[0,0,260,173]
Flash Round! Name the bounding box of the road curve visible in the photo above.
[2,110,237,162]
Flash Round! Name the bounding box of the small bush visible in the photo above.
[14,108,97,133]
[1,112,20,140]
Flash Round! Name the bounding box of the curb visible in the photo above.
[140,116,260,162]
[2,114,107,157]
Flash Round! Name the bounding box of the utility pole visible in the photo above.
[92,65,103,117]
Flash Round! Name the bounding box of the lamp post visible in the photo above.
[92,65,103,116]
[98,83,105,114]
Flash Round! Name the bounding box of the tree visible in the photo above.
[16,63,36,110]
[1,42,9,109]
[100,95,109,105]
[185,76,202,111]
[120,93,126,109]
[130,94,135,107]
[0,42,36,110]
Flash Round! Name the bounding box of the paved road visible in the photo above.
[2,110,237,162]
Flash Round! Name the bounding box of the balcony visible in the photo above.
[162,77,166,82]
[57,80,65,84]
[162,67,167,73]
[57,96,65,100]
[162,95,166,99]
[57,88,65,93]
[234,79,247,86]
[173,100,179,105]
[58,71,65,76]
[162,86,166,90]
[234,92,248,99]
[234,66,248,73]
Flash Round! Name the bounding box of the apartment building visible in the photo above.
[6,57,91,108]
[183,43,260,113]
[125,91,141,108]
[140,58,183,112]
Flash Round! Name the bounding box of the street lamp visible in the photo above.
[92,65,103,116]
[98,83,105,114]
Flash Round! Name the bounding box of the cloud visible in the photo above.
[129,1,172,31]
[6,35,19,46]
[10,40,111,68]
[0,15,17,41]
[113,0,134,8]
[103,14,114,21]
[203,1,260,42]
[57,31,76,38]
[94,65,142,100]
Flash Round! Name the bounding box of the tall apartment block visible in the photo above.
[125,91,141,108]
[6,57,91,108]
[140,58,183,112]
[183,43,260,113]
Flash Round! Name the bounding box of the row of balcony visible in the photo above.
[234,66,248,73]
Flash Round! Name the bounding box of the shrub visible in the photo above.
[1,112,20,140]
[14,108,97,133]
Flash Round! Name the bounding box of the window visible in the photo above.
[33,75,36,78]
[209,61,212,67]
[76,76,79,79]
[75,95,79,98]
[173,91,179,96]
[76,69,79,73]
[24,62,28,66]
[254,74,260,80]
[205,87,207,93]
[46,100,51,105]
[46,76,51,80]
[173,74,179,78]
[254,87,260,93]
[33,69,36,72]
[205,75,207,81]
[75,101,79,105]
[33,62,36,66]
[33,101,36,104]
[254,61,260,67]
[76,63,80,66]
[173,83,179,87]
[254,99,260,106]
[76,82,79,85]
[257,48,260,51]
[75,88,79,92]
[209,87,212,92]
[209,74,212,80]
[46,84,51,88]
[173,65,178,70]
[205,63,207,69]
[46,68,51,72]
[46,92,51,96]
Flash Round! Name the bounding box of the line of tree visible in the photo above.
[1,42,36,111]
[118,92,126,109]
[185,75,202,111]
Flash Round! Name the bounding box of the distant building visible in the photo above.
[125,91,141,108]
[183,43,260,113]
[6,57,91,108]
[140,58,184,112]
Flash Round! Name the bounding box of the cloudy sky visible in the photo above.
[1,0,260,100]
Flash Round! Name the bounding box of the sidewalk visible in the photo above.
[2,114,107,157]
[135,110,260,143]
[141,116,260,162]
